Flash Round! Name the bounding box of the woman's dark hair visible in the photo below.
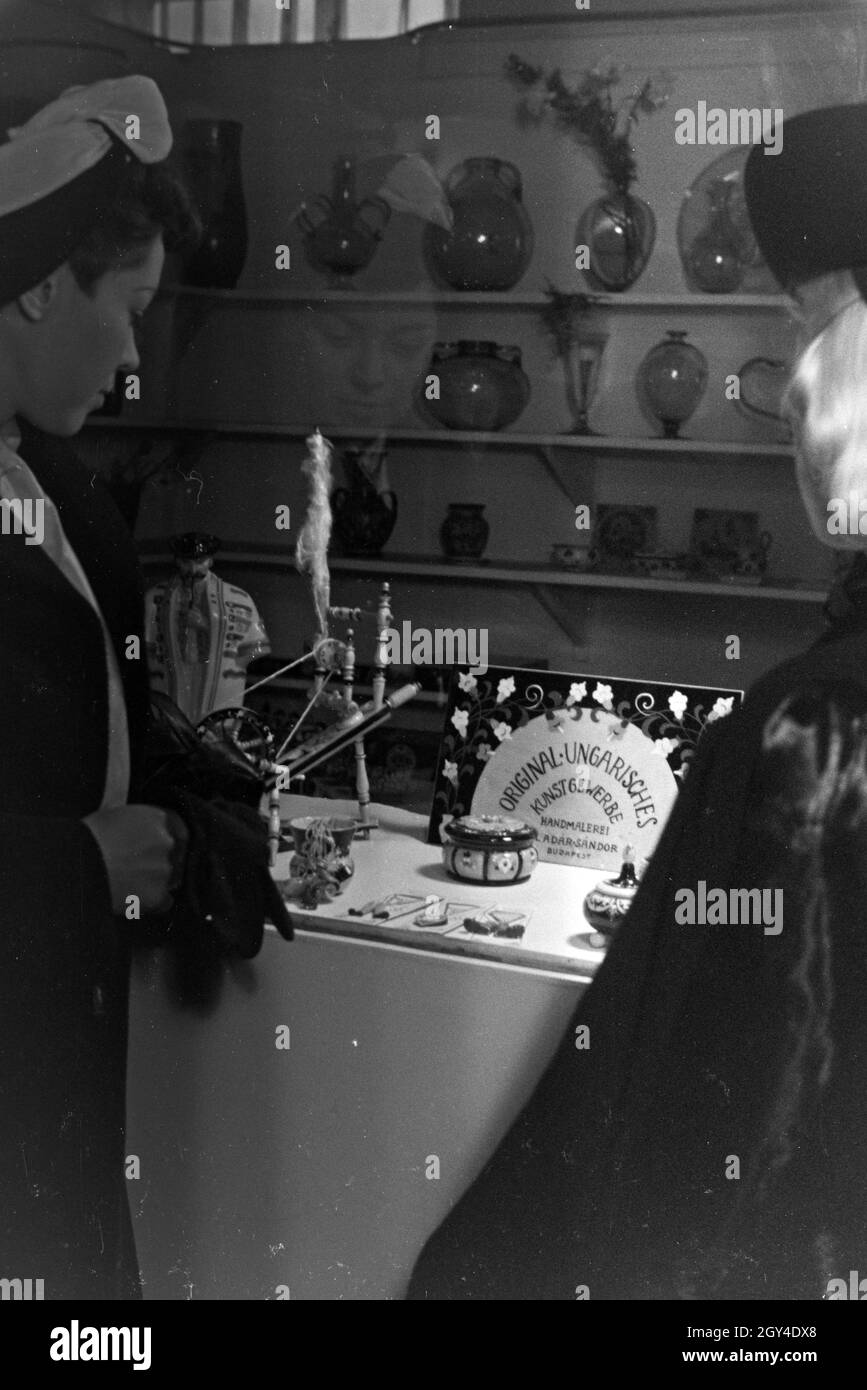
[68,156,201,292]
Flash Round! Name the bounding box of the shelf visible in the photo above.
[136,543,826,604]
[160,284,790,312]
[329,556,825,603]
[85,417,792,459]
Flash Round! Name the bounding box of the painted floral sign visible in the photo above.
[427,666,742,871]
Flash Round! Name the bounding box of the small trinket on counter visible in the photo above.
[463,908,526,938]
[414,895,449,927]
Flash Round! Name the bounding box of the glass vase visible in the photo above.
[295,157,391,282]
[181,120,248,289]
[424,157,534,292]
[561,332,607,435]
[637,330,708,439]
[684,178,747,294]
[576,190,656,293]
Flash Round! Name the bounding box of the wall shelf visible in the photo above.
[159,284,791,313]
[85,417,792,460]
[137,544,826,605]
[110,275,803,657]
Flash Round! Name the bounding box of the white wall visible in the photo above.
[127,930,582,1299]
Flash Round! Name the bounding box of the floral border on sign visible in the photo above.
[428,666,739,841]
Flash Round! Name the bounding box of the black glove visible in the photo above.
[139,691,266,808]
[140,786,293,1011]
[161,787,292,955]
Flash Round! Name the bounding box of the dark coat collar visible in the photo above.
[15,417,150,782]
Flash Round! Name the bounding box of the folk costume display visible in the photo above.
[145,533,270,725]
[0,78,290,1301]
[408,106,867,1301]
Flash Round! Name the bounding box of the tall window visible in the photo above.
[77,1,458,44]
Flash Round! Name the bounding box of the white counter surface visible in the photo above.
[274,795,608,978]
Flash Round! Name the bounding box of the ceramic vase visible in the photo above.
[440,503,489,561]
[424,341,530,431]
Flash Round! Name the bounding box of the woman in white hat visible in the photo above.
[0,76,199,1300]
[408,105,867,1301]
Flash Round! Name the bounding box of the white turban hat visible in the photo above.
[0,75,173,303]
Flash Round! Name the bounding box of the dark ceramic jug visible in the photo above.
[332,485,397,556]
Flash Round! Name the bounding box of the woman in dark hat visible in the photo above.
[407,107,867,1301]
[0,76,290,1301]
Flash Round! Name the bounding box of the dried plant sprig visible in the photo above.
[540,283,601,358]
[506,54,672,195]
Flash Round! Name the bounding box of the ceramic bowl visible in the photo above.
[550,543,591,570]
[289,815,356,856]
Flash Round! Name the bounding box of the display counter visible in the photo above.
[271,796,607,976]
[127,798,603,1300]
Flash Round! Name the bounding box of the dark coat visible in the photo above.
[408,587,867,1301]
[0,420,149,1300]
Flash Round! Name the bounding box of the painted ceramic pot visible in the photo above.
[442,814,538,884]
[440,503,490,561]
[583,859,640,936]
[424,341,531,431]
[424,157,534,291]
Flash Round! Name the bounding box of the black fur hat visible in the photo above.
[745,103,867,298]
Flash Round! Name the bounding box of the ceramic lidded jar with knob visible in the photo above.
[442,814,539,884]
[423,157,534,291]
[636,329,708,438]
